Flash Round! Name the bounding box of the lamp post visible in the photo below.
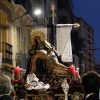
[12,13,29,22]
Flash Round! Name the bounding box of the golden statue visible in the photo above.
[26,29,69,75]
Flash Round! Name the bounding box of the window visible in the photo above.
[88,28,90,32]
[88,40,91,44]
[89,58,91,63]
[83,24,85,29]
[89,52,91,57]
[24,36,27,53]
[16,26,20,51]
[88,34,90,38]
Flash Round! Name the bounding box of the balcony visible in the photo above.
[2,58,12,64]
[0,42,13,68]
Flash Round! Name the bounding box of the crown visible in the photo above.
[29,29,46,45]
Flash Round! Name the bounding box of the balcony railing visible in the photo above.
[0,42,13,66]
[2,58,12,65]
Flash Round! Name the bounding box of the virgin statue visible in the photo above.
[26,29,69,75]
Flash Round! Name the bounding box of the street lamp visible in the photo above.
[12,8,42,22]
[34,9,41,15]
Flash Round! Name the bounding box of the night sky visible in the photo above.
[72,0,100,63]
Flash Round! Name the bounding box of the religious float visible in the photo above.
[12,26,84,100]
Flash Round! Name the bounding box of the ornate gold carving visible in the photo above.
[73,23,80,28]
[28,93,84,100]
[31,94,65,100]
[49,13,56,17]
[31,89,46,100]
[58,96,65,100]
[50,4,54,10]
[68,92,84,100]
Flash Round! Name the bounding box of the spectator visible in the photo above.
[45,91,55,100]
[0,74,13,100]
[82,71,100,100]
[10,88,16,100]
[18,89,27,100]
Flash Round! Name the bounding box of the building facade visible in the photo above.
[0,0,33,78]
[72,16,95,73]
[0,0,95,77]
[0,0,12,77]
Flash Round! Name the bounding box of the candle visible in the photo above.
[75,71,79,78]
[69,65,75,76]
[14,67,20,80]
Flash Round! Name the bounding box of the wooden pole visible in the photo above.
[49,4,56,46]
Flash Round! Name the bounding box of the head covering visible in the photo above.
[29,29,46,45]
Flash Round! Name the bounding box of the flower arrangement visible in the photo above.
[11,79,40,95]
[11,79,28,94]
[11,74,83,95]
[36,74,83,94]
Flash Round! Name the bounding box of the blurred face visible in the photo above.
[45,94,53,100]
[35,36,41,43]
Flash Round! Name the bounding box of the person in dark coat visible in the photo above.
[45,91,55,100]
[18,89,27,100]
[0,74,13,100]
[10,88,16,100]
[82,71,100,100]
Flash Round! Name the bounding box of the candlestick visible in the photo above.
[69,65,75,76]
[61,79,69,100]
[14,67,20,80]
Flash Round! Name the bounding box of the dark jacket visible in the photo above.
[0,95,13,100]
[86,93,99,100]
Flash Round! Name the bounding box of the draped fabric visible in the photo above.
[56,24,73,62]
[31,25,73,62]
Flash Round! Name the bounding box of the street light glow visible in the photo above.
[34,9,41,15]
